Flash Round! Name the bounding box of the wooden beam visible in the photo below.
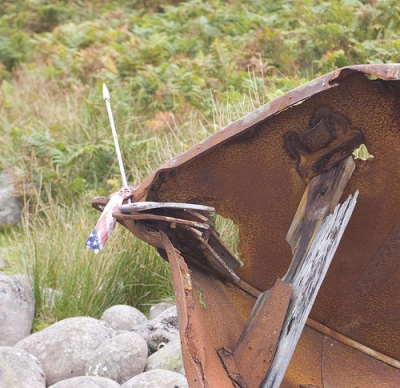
[285,156,355,283]
[231,279,292,387]
[261,190,358,388]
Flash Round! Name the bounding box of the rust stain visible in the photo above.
[92,64,400,387]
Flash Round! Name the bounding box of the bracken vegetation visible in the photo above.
[0,0,399,327]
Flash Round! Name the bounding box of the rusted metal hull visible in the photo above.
[93,65,400,387]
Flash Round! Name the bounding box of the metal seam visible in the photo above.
[306,318,400,370]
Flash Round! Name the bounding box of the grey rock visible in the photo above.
[0,346,46,388]
[114,330,129,336]
[0,273,35,345]
[134,305,179,354]
[86,331,148,384]
[41,287,63,307]
[16,317,114,386]
[121,369,188,388]
[0,249,8,270]
[101,304,148,331]
[148,302,175,320]
[48,376,120,388]
[145,336,185,375]
[0,170,22,227]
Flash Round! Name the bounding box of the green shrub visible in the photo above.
[0,30,33,71]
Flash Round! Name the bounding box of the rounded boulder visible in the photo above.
[101,304,147,331]
[148,302,175,320]
[0,170,22,227]
[86,331,148,384]
[0,346,46,388]
[0,273,35,345]
[15,317,114,386]
[134,305,178,354]
[121,369,188,388]
[48,376,120,388]
[145,336,184,375]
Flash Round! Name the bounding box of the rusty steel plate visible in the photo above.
[94,64,400,387]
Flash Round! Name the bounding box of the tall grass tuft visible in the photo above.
[3,188,173,329]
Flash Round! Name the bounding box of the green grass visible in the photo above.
[0,0,399,327]
[3,196,174,327]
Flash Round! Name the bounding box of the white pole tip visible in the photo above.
[102,83,110,100]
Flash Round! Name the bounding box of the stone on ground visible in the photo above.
[86,331,147,384]
[48,376,120,388]
[145,336,184,375]
[148,302,175,320]
[0,273,35,345]
[0,249,8,270]
[134,305,179,354]
[100,304,148,331]
[16,317,114,386]
[0,169,22,227]
[0,346,46,388]
[121,369,188,388]
[41,287,63,307]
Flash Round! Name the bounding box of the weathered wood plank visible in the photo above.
[261,191,358,388]
[285,156,355,283]
[231,279,292,387]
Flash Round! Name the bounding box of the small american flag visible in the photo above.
[86,188,131,253]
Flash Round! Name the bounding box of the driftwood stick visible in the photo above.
[261,191,358,388]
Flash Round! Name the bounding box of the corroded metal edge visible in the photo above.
[132,64,400,201]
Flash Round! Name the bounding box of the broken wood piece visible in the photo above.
[285,156,355,283]
[261,191,358,388]
[231,279,292,388]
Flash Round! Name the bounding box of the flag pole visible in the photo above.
[102,83,129,190]
[85,84,131,253]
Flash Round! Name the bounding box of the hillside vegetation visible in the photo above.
[0,0,399,327]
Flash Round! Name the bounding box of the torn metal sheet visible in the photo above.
[92,64,400,387]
